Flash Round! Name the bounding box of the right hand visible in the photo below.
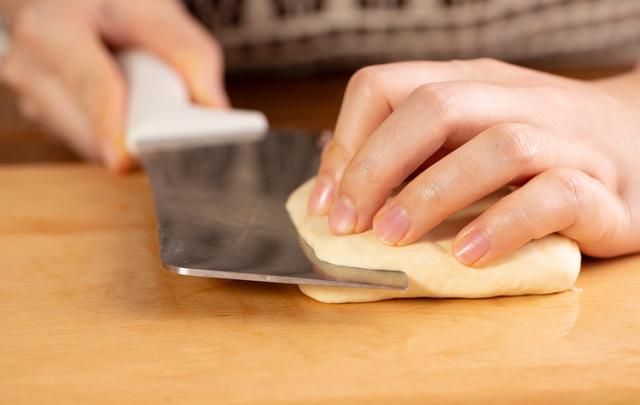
[308,59,640,265]
[0,0,228,172]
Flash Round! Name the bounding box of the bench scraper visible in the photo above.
[120,50,407,290]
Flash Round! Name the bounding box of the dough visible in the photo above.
[286,178,581,303]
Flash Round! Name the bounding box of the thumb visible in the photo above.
[100,0,229,108]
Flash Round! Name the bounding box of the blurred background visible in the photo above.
[1,0,638,164]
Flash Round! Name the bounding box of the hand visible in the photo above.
[0,0,228,172]
[308,59,640,266]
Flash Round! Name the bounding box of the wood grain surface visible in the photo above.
[1,68,639,403]
[0,164,639,403]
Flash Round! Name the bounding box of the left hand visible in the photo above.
[0,0,227,172]
[308,59,640,266]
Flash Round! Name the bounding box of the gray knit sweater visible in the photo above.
[184,0,640,72]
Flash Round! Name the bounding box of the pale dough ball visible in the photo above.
[286,178,581,303]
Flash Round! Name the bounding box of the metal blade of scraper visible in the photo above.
[120,50,408,290]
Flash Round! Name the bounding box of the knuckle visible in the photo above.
[346,65,384,95]
[412,83,460,124]
[552,169,590,210]
[445,59,471,73]
[448,58,499,74]
[494,124,541,167]
[414,176,447,208]
[323,140,351,164]
[551,168,617,245]
[320,140,351,178]
[470,57,504,69]
[511,204,543,239]
[344,155,380,189]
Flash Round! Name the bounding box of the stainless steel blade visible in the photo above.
[140,130,408,290]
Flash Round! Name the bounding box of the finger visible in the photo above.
[20,18,132,172]
[311,62,477,215]
[329,81,545,235]
[99,0,228,107]
[309,59,561,215]
[1,45,99,161]
[372,123,614,246]
[451,167,631,266]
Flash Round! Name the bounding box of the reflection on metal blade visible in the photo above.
[141,130,407,290]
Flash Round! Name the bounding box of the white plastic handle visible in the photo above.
[118,50,268,155]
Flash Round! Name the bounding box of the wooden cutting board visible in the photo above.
[0,163,639,403]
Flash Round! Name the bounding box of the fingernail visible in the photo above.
[374,205,410,245]
[308,176,335,215]
[453,231,490,266]
[329,195,358,234]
